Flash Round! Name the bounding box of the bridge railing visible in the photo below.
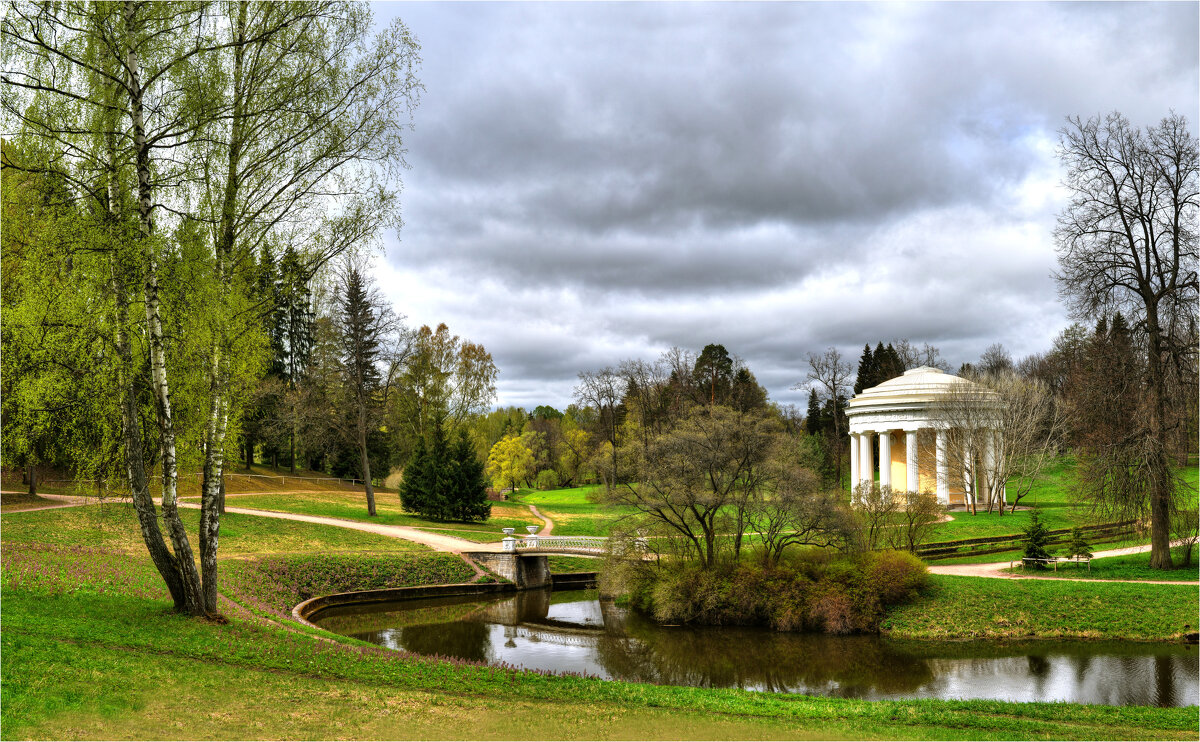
[501,533,648,555]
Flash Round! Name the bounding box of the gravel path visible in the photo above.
[173,502,504,554]
[928,541,1199,585]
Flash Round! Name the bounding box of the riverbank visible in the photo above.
[4,581,1196,740]
[883,574,1198,641]
[3,503,1197,740]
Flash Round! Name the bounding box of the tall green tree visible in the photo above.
[853,344,875,394]
[336,266,398,516]
[692,343,734,406]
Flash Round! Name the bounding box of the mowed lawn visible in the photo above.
[0,501,430,556]
[882,575,1199,641]
[513,485,638,537]
[925,458,1199,542]
[1000,545,1200,582]
[217,489,540,542]
[1,509,1194,740]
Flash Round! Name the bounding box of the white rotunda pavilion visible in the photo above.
[846,366,1002,506]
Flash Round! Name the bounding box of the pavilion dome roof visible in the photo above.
[847,366,978,414]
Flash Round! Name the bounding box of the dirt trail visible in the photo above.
[527,504,554,536]
[928,541,1199,585]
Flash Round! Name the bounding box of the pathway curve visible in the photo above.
[11,492,1195,586]
[175,502,502,554]
[527,504,554,536]
[1,492,96,511]
[928,541,1199,585]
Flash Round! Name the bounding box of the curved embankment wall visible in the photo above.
[292,572,599,629]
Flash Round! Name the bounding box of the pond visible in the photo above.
[310,588,1199,707]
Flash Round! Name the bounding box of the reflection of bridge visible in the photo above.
[502,625,599,648]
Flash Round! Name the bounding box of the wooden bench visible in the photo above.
[1013,556,1091,572]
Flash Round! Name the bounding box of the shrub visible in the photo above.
[1063,527,1093,560]
[535,469,560,490]
[614,550,928,635]
[1023,510,1053,565]
[865,550,929,605]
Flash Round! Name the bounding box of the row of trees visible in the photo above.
[2,1,422,615]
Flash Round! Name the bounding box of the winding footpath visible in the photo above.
[6,491,1196,585]
[526,504,555,536]
[928,541,1199,585]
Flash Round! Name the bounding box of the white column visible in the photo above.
[878,431,892,491]
[935,429,949,505]
[860,432,874,489]
[849,433,860,492]
[906,430,919,494]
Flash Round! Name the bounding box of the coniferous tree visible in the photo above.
[1064,527,1093,560]
[447,429,491,522]
[692,343,734,405]
[878,343,904,382]
[805,389,822,435]
[1022,510,1053,566]
[853,344,875,394]
[338,267,391,515]
[399,435,431,515]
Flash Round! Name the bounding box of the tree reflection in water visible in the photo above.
[314,589,1199,706]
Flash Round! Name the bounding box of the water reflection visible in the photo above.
[311,589,1199,707]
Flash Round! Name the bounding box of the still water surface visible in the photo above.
[312,589,1199,707]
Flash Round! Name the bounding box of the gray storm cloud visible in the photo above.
[374,1,1198,409]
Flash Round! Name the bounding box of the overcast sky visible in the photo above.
[368,1,1198,411]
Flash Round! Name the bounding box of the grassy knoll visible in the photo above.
[882,575,1199,641]
[4,561,1195,741]
[1000,546,1199,582]
[0,502,429,556]
[514,485,637,537]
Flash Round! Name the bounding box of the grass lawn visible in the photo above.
[0,502,430,556]
[2,504,1197,739]
[221,489,540,536]
[1000,545,1200,582]
[3,555,1195,740]
[882,574,1199,641]
[923,458,1198,544]
[513,485,638,537]
[546,555,601,572]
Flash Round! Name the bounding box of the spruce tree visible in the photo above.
[1064,527,1093,560]
[854,343,875,394]
[426,422,452,519]
[448,429,491,522]
[805,388,822,435]
[399,436,431,515]
[1022,510,1053,566]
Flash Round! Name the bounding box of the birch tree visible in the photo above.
[2,0,421,613]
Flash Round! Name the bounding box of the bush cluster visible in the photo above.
[619,551,928,634]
